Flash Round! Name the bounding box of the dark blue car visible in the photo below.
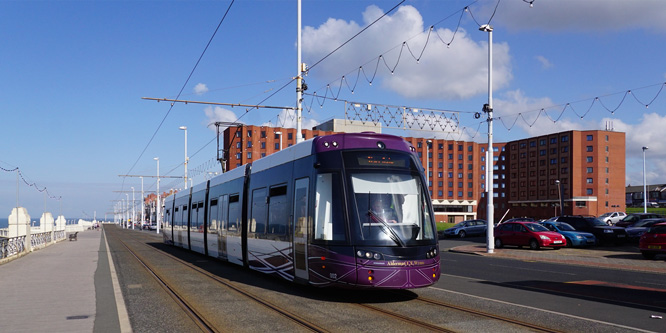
[625,218,666,242]
[540,221,596,247]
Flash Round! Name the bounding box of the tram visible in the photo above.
[162,132,440,289]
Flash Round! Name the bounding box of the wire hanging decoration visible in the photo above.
[345,101,460,133]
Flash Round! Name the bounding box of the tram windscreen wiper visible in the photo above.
[367,210,406,247]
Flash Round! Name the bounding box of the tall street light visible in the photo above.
[179,126,188,190]
[426,139,432,192]
[555,179,564,216]
[154,157,160,234]
[131,186,135,230]
[480,23,494,254]
[643,146,649,213]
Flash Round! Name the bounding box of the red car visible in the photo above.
[494,221,567,250]
[639,222,666,259]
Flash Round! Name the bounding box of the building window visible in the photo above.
[550,137,557,144]
[586,188,593,195]
[275,143,280,150]
[587,135,593,141]
[577,201,588,207]
[586,146,593,152]
[561,135,569,142]
[605,135,609,141]
[260,131,266,138]
[247,131,252,137]
[587,167,593,173]
[247,152,252,159]
[247,142,253,148]
[288,133,293,140]
[235,153,241,159]
[586,156,593,163]
[260,142,266,149]
[587,178,593,184]
[236,142,241,148]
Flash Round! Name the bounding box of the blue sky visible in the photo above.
[1,0,665,220]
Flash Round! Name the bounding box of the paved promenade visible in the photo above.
[0,227,130,333]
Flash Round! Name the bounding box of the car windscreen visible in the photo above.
[556,223,576,231]
[525,223,548,232]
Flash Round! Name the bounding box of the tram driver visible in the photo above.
[370,195,399,223]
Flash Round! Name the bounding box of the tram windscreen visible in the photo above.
[350,172,435,246]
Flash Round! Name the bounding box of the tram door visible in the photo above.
[293,178,309,280]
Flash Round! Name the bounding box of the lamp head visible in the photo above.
[179,126,187,130]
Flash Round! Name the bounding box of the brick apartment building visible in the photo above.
[222,121,625,223]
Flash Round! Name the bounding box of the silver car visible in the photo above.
[442,219,487,238]
[598,212,627,225]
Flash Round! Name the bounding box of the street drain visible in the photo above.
[66,315,90,320]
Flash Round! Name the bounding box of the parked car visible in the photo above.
[639,222,666,259]
[442,219,487,238]
[551,216,627,245]
[625,218,666,242]
[598,212,627,225]
[494,221,567,250]
[500,217,535,224]
[615,213,663,228]
[147,223,157,230]
[540,221,596,247]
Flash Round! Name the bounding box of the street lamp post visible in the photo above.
[555,179,564,216]
[179,126,188,190]
[154,157,160,234]
[643,146,649,213]
[131,186,135,230]
[480,23,494,254]
[426,140,432,192]
[125,193,129,229]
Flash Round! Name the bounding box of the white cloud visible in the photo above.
[302,5,512,100]
[492,90,597,136]
[262,109,319,130]
[535,55,552,69]
[203,106,241,130]
[194,83,208,95]
[481,0,666,32]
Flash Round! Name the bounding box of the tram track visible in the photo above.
[112,230,330,333]
[109,227,566,332]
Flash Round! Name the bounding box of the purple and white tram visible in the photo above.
[162,132,440,289]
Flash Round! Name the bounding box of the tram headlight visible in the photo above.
[323,141,330,147]
[332,141,338,147]
[365,252,373,259]
[377,141,386,149]
[373,253,382,260]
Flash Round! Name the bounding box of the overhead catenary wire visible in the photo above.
[118,0,235,201]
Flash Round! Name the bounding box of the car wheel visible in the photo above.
[459,230,466,238]
[565,237,573,248]
[642,251,656,260]
[494,238,503,248]
[529,239,540,250]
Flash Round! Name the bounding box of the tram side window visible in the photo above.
[208,199,218,233]
[218,195,228,232]
[191,203,199,231]
[251,188,268,236]
[228,194,240,234]
[268,185,288,236]
[315,173,345,241]
[174,207,179,229]
[197,202,204,232]
[182,205,188,230]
